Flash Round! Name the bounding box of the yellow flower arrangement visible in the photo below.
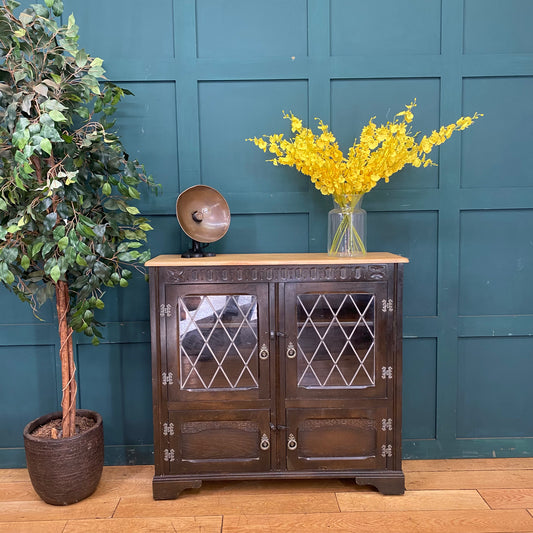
[248,100,481,255]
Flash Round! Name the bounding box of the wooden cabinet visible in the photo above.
[147,253,408,499]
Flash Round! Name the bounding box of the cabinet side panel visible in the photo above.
[393,264,404,470]
[149,266,165,476]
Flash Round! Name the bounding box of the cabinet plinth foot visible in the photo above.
[355,472,405,495]
[152,477,202,500]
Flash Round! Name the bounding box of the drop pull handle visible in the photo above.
[259,344,269,360]
[287,433,297,451]
[286,341,296,359]
[260,433,270,451]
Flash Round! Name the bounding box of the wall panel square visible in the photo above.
[464,0,533,54]
[0,345,57,446]
[457,337,533,438]
[198,80,309,195]
[96,274,150,324]
[403,338,437,439]
[78,342,153,445]
[459,209,533,316]
[330,0,441,56]
[0,290,54,325]
[96,216,180,323]
[196,0,308,59]
[72,0,175,59]
[331,78,441,189]
[148,215,183,257]
[217,213,309,254]
[462,77,533,188]
[368,211,438,317]
[114,81,179,212]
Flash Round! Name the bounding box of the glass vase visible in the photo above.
[327,193,367,256]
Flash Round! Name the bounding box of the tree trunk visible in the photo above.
[55,280,76,438]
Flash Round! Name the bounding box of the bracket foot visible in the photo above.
[152,477,202,500]
[355,471,405,495]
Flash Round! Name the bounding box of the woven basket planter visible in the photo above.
[23,410,104,505]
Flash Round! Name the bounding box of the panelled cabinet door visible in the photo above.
[163,283,270,402]
[166,409,271,474]
[284,281,391,400]
[285,408,390,471]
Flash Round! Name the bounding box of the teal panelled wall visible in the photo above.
[0,0,532,467]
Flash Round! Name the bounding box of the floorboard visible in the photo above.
[1,459,533,532]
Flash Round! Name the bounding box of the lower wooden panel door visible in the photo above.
[285,407,390,471]
[167,409,271,474]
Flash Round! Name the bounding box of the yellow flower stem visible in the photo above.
[328,214,366,255]
[328,195,366,256]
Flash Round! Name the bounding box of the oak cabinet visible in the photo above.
[147,253,408,499]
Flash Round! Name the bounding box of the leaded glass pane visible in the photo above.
[297,293,375,389]
[179,294,259,390]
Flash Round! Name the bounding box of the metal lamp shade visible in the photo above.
[176,185,230,243]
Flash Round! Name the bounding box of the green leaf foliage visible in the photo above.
[0,0,160,342]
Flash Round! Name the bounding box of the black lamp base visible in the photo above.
[182,239,216,258]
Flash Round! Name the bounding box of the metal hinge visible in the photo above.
[381,418,393,431]
[163,422,175,436]
[381,299,394,312]
[163,448,175,462]
[162,371,174,385]
[381,444,393,457]
[381,366,393,380]
[160,303,172,317]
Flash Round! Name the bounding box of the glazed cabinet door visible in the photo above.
[162,283,270,402]
[283,281,391,401]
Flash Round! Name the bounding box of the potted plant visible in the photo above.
[0,0,158,504]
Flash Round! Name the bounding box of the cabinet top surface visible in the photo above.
[146,252,408,267]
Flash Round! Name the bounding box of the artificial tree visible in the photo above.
[0,0,158,438]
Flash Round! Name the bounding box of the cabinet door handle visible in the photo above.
[259,344,269,360]
[286,341,296,359]
[260,433,270,451]
[287,433,297,450]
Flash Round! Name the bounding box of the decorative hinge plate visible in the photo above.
[162,371,174,385]
[163,448,175,462]
[381,298,394,312]
[381,444,393,457]
[381,366,393,380]
[160,303,172,317]
[381,418,393,431]
[163,422,175,436]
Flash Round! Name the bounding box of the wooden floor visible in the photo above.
[2,459,533,532]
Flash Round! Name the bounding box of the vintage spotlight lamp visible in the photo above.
[176,185,231,258]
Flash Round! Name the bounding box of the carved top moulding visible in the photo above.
[146,253,408,284]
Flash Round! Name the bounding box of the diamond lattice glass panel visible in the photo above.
[297,293,375,389]
[179,295,259,390]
